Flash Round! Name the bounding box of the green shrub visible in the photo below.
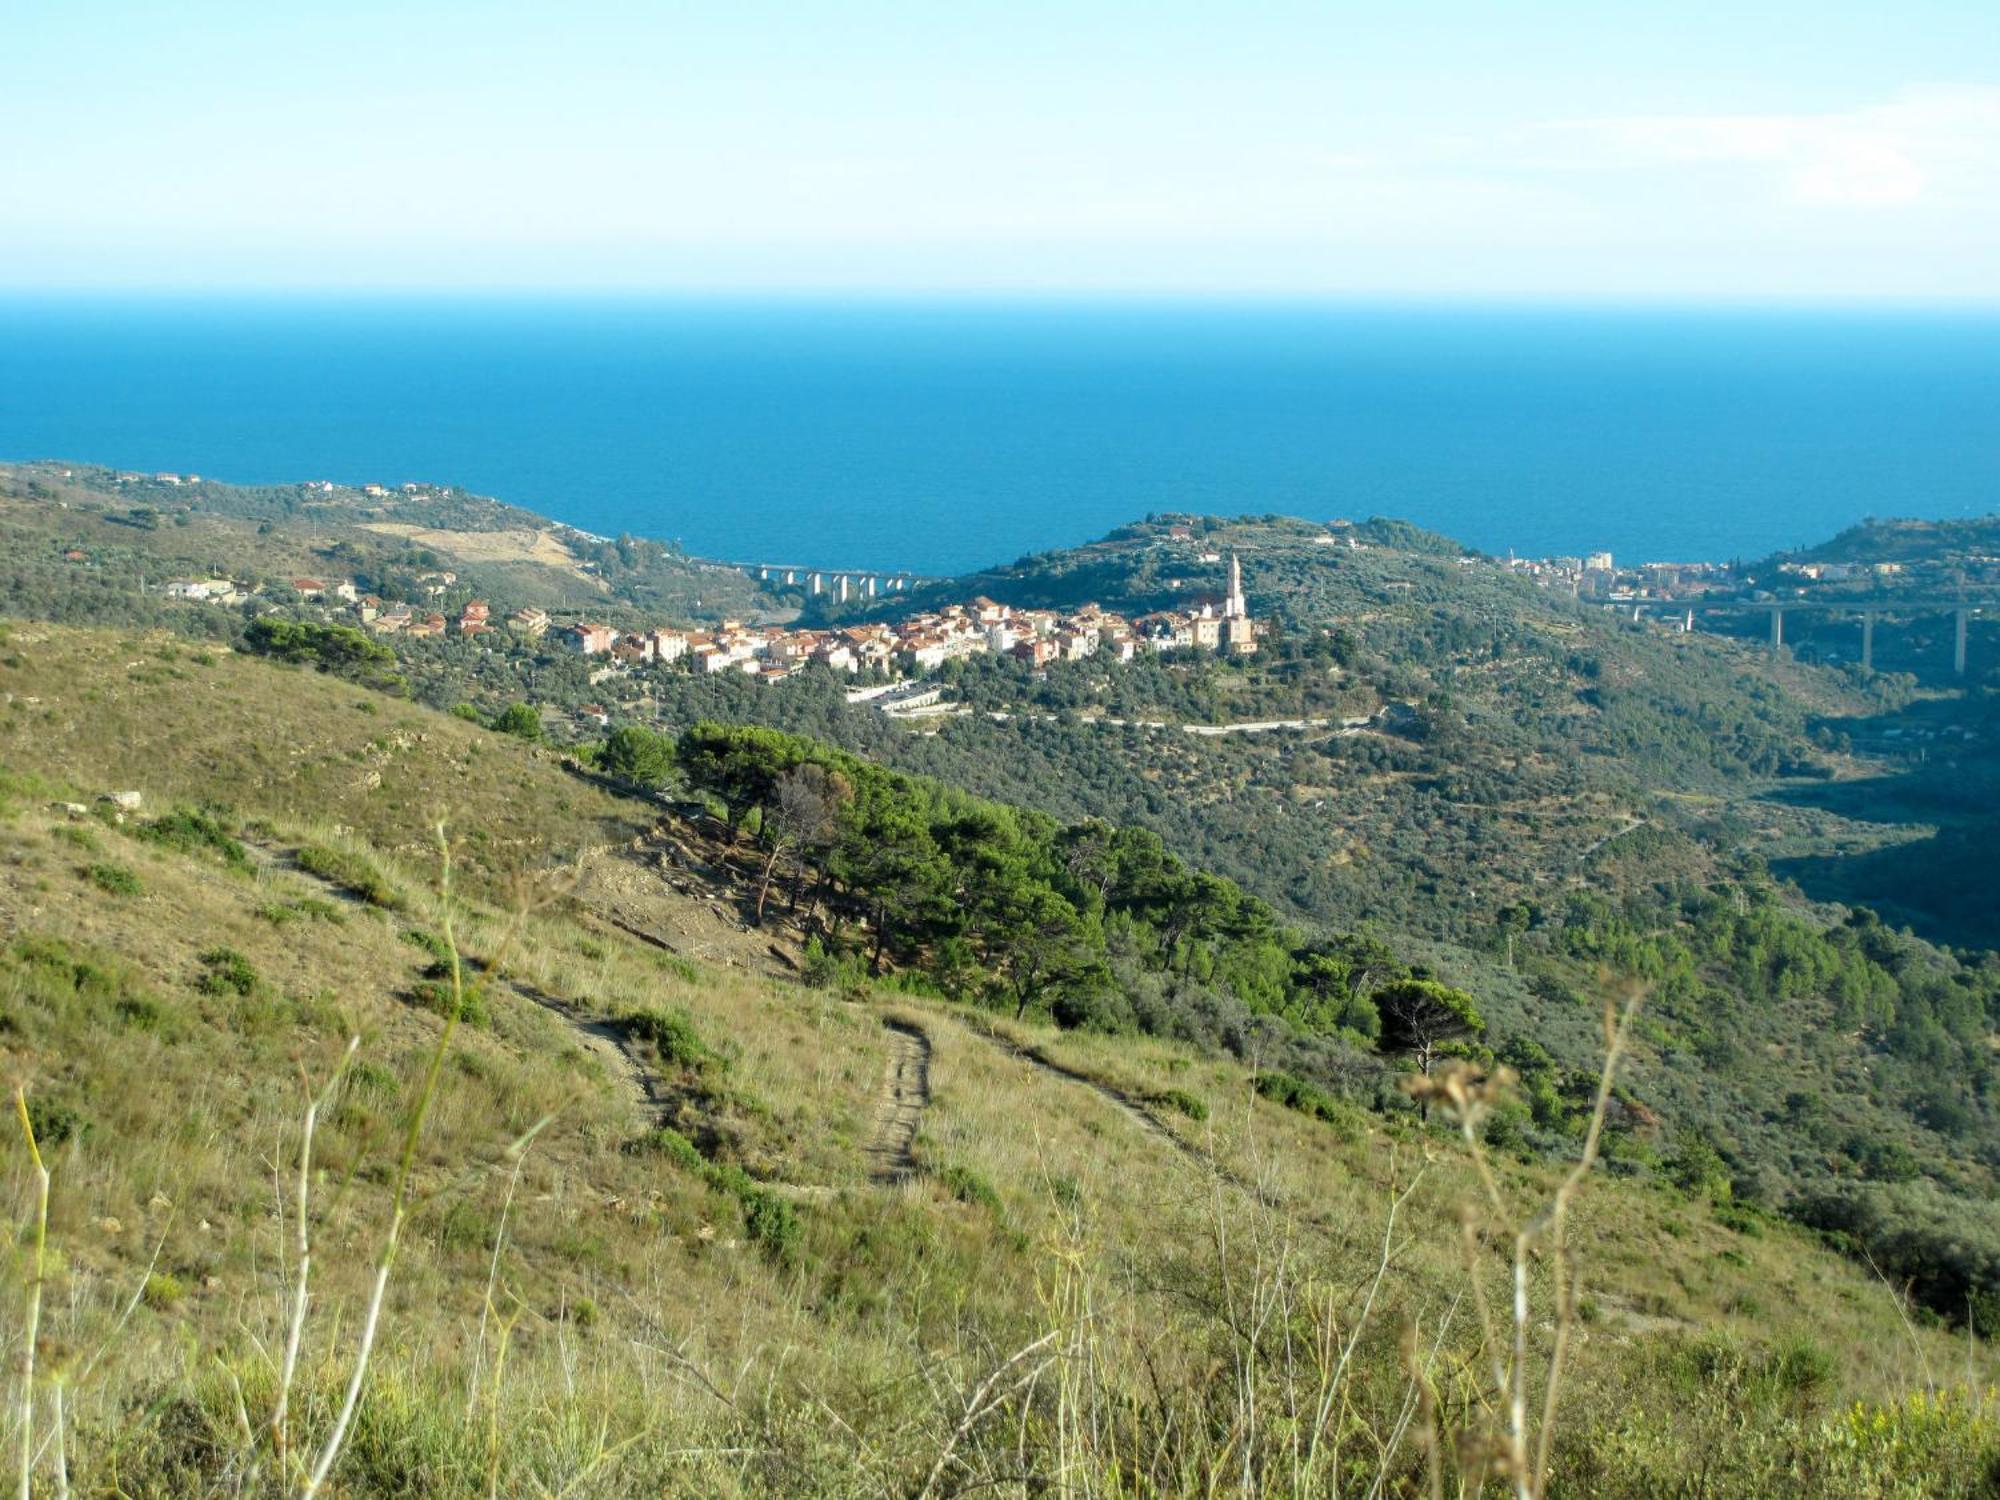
[1757,1334,1838,1402]
[195,947,258,997]
[630,1126,706,1173]
[85,861,141,895]
[53,824,99,852]
[1255,1071,1358,1136]
[400,927,453,965]
[623,1007,719,1072]
[409,979,489,1028]
[632,1124,803,1264]
[939,1165,1003,1215]
[1797,1180,2000,1335]
[801,936,846,990]
[400,927,458,980]
[255,896,345,926]
[141,1273,186,1311]
[345,1059,400,1102]
[296,844,402,909]
[741,1189,802,1264]
[243,617,401,688]
[25,1097,89,1148]
[598,725,675,787]
[115,993,167,1030]
[490,702,543,741]
[1714,1202,1767,1237]
[436,1199,493,1253]
[136,808,250,870]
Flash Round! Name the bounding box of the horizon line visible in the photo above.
[6,285,2000,314]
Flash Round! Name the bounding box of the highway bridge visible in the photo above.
[1610,591,1999,674]
[719,561,942,604]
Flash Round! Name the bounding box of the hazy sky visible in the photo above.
[8,1,2000,297]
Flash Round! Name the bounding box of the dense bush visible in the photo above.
[136,808,250,870]
[624,1006,721,1072]
[195,946,258,997]
[1795,1181,2000,1336]
[84,861,141,895]
[244,617,402,689]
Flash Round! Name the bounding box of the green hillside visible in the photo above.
[0,623,1995,1495]
[0,460,773,632]
[1788,514,2000,566]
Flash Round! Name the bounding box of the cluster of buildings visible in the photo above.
[1505,548,1981,605]
[154,539,1264,690]
[553,552,1261,683]
[1503,551,1738,601]
[115,472,204,487]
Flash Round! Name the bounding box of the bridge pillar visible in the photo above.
[866,576,878,598]
[785,570,797,586]
[1861,612,1875,671]
[1684,609,1694,634]
[810,572,822,595]
[837,576,850,603]
[757,566,769,581]
[1955,608,1969,675]
[1770,608,1785,652]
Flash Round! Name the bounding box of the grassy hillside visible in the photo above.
[0,460,773,632]
[0,625,1994,1495]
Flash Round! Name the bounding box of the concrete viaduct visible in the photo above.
[726,562,937,605]
[1614,593,1997,675]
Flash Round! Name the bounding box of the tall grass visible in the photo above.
[3,803,1994,1494]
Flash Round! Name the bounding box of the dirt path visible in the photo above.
[970,1025,1290,1208]
[245,838,676,1129]
[1576,815,1647,865]
[985,1032,1182,1151]
[505,977,672,1122]
[866,1020,933,1185]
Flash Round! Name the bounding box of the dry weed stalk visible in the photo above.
[11,1089,47,1500]
[269,1035,359,1478]
[1405,985,1644,1500]
[267,821,527,1497]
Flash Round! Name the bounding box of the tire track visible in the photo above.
[244,838,672,1130]
[866,1020,933,1185]
[971,1026,1285,1208]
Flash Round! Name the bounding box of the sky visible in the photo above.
[7,1,2000,299]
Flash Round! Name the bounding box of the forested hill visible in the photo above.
[0,460,772,626]
[825,511,1877,792]
[1785,513,2000,566]
[826,513,1475,624]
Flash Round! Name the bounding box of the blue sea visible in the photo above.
[2,298,1995,575]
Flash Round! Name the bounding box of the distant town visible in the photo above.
[156,549,1263,690]
[127,455,1995,693]
[1506,545,1999,604]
